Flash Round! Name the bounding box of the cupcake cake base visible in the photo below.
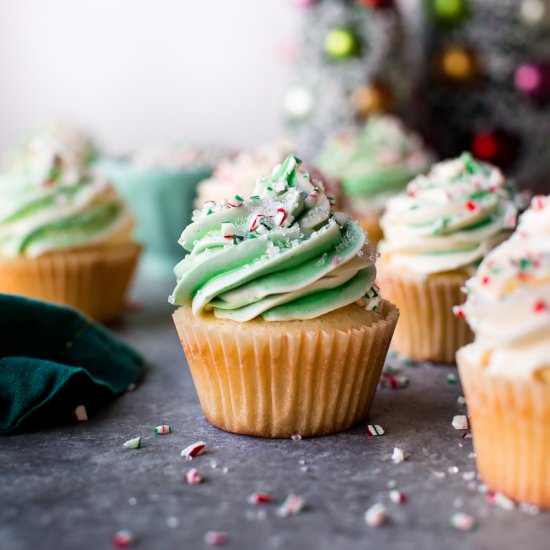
[173,301,399,438]
[0,243,141,323]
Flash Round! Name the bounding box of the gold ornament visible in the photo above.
[437,45,479,82]
[353,82,394,116]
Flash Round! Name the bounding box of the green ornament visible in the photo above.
[324,27,361,59]
[430,0,468,24]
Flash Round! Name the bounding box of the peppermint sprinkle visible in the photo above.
[453,306,465,318]
[274,207,288,226]
[203,200,216,210]
[366,424,385,437]
[389,490,406,504]
[364,503,387,527]
[184,468,203,485]
[291,434,302,441]
[74,405,88,422]
[248,492,273,505]
[391,447,406,463]
[449,512,476,531]
[221,222,235,239]
[331,255,342,266]
[532,195,546,211]
[153,424,172,435]
[533,299,548,313]
[123,436,142,450]
[465,200,478,212]
[487,491,515,510]
[305,192,318,207]
[481,275,490,286]
[181,441,206,459]
[248,213,265,232]
[227,195,244,207]
[112,529,134,548]
[381,374,409,390]
[278,494,306,517]
[204,531,229,546]
[452,415,469,430]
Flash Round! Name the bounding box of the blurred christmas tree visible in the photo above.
[283,0,409,159]
[414,0,550,191]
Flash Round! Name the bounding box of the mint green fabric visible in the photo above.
[95,158,212,271]
[0,294,145,434]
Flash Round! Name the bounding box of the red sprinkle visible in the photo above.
[481,276,490,286]
[465,200,478,212]
[204,531,229,546]
[453,306,465,318]
[112,530,134,548]
[532,195,545,211]
[248,492,273,504]
[533,299,548,314]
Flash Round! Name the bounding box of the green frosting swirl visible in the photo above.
[170,155,380,321]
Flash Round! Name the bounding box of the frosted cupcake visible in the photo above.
[96,144,224,271]
[0,136,140,322]
[457,195,550,507]
[378,153,518,363]
[315,115,433,244]
[171,155,399,438]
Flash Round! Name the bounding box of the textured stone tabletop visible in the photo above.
[1,269,548,550]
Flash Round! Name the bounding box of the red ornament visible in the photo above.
[471,130,519,169]
[358,0,394,8]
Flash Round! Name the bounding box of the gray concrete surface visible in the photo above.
[1,270,548,550]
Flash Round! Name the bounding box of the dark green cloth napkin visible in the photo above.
[0,294,145,434]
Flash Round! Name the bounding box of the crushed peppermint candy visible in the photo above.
[181,441,206,459]
[204,531,229,546]
[274,207,288,226]
[453,306,465,318]
[123,436,142,450]
[366,424,385,436]
[380,374,409,390]
[221,222,236,239]
[452,415,469,430]
[185,468,203,485]
[112,529,134,548]
[74,405,88,422]
[364,503,387,527]
[391,447,406,463]
[389,490,406,504]
[226,195,244,207]
[449,512,476,531]
[153,424,172,435]
[277,494,306,517]
[248,213,265,232]
[291,434,302,441]
[487,491,515,510]
[248,492,273,505]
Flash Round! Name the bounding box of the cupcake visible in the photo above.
[457,195,550,507]
[96,144,224,271]
[0,133,140,323]
[377,153,518,363]
[171,154,399,438]
[315,115,433,244]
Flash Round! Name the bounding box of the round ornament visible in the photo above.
[436,45,479,83]
[514,62,550,104]
[357,0,394,9]
[284,87,314,120]
[324,27,361,60]
[430,0,469,25]
[520,0,547,25]
[471,130,519,168]
[353,81,394,116]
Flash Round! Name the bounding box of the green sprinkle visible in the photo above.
[235,195,244,202]
[267,186,273,191]
[518,257,531,271]
[250,195,260,200]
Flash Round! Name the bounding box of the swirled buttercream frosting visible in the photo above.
[170,155,380,321]
[379,153,518,276]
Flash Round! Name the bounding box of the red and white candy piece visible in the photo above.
[389,490,406,504]
[204,531,229,546]
[364,503,387,527]
[74,405,88,422]
[181,441,206,459]
[123,436,141,449]
[153,424,171,435]
[487,491,515,510]
[449,512,476,531]
[185,468,203,485]
[248,213,265,232]
[226,195,244,208]
[221,222,236,239]
[453,306,465,318]
[203,200,216,210]
[452,415,469,430]
[305,192,318,207]
[391,447,406,464]
[277,494,306,517]
[366,424,385,437]
[274,207,288,226]
[532,195,546,211]
[248,492,273,504]
[112,529,134,548]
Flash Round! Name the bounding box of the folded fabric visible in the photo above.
[0,294,145,434]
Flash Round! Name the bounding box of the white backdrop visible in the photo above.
[0,0,298,155]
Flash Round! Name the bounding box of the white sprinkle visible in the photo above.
[449,512,476,531]
[462,471,476,481]
[468,452,476,459]
[448,466,459,474]
[364,503,387,527]
[128,497,137,506]
[74,405,88,422]
[452,415,469,430]
[123,436,141,449]
[457,395,467,405]
[166,516,180,528]
[387,480,397,489]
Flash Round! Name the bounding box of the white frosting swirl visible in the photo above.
[379,153,518,276]
[459,195,550,379]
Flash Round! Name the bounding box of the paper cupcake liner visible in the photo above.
[0,243,141,323]
[377,266,472,363]
[457,349,550,508]
[173,301,399,438]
